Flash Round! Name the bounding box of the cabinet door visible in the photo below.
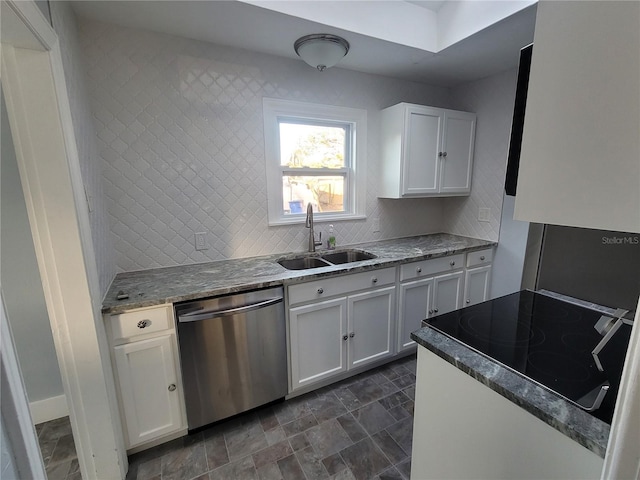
[289,298,348,390]
[464,265,492,307]
[398,278,433,352]
[432,271,463,316]
[348,287,396,369]
[439,111,476,194]
[113,334,183,447]
[402,106,442,196]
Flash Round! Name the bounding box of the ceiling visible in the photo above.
[69,0,537,87]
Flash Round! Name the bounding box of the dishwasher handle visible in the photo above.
[178,297,283,323]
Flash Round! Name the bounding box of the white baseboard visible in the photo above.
[30,394,68,424]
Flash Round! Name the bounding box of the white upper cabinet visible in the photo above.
[515,1,640,233]
[379,103,476,198]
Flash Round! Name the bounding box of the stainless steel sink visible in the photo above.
[321,250,377,265]
[277,249,377,270]
[278,256,332,270]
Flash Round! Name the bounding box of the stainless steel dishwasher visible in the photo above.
[175,286,287,430]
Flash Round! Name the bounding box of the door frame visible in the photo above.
[1,1,126,478]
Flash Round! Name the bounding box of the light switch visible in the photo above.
[478,208,491,222]
[372,217,380,233]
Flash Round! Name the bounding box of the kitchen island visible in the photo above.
[408,289,629,479]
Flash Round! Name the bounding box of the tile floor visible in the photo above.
[38,353,417,480]
[36,416,80,480]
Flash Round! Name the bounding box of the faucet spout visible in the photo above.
[305,204,322,252]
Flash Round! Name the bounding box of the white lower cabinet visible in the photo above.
[398,267,464,352]
[288,268,396,392]
[464,265,492,307]
[348,287,396,369]
[106,305,186,450]
[289,298,348,388]
[114,335,183,447]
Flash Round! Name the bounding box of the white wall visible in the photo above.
[443,68,518,242]
[0,88,64,406]
[76,18,452,273]
[50,2,115,296]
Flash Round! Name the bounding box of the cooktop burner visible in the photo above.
[426,290,631,424]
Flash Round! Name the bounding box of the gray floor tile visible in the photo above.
[377,391,410,411]
[281,413,318,437]
[288,432,310,452]
[322,453,347,476]
[257,461,284,480]
[371,430,408,464]
[396,458,412,479]
[209,455,258,480]
[392,374,416,390]
[204,429,229,471]
[340,437,391,480]
[277,453,306,480]
[136,456,161,480]
[385,417,414,456]
[351,402,396,436]
[224,417,269,460]
[295,446,330,480]
[265,425,287,446]
[274,395,313,425]
[49,433,76,465]
[304,418,353,458]
[376,466,403,480]
[252,440,293,469]
[161,442,208,480]
[45,459,71,480]
[308,392,348,423]
[336,413,368,443]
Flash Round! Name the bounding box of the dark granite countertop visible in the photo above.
[102,233,494,314]
[411,325,610,458]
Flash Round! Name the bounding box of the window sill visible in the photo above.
[268,213,367,227]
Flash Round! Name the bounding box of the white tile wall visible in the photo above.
[443,69,519,241]
[77,18,451,272]
[51,3,115,295]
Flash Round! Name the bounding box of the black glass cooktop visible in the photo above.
[426,290,632,424]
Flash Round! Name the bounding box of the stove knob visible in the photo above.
[449,260,456,266]
[317,288,324,294]
[416,267,422,274]
[428,309,433,315]
[466,299,471,304]
[433,308,439,313]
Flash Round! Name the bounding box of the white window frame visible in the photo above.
[263,98,367,226]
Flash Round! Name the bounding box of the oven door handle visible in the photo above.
[178,297,283,322]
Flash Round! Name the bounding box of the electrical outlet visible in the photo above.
[194,232,208,251]
[372,217,380,233]
[478,207,491,222]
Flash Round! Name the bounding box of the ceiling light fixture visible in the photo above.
[294,34,350,72]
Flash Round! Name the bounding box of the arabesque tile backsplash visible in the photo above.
[70,15,512,277]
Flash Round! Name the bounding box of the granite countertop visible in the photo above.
[102,233,494,314]
[411,325,610,458]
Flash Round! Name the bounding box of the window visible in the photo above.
[263,98,367,225]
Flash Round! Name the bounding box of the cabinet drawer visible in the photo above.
[288,267,396,306]
[400,254,464,282]
[466,248,493,268]
[109,305,173,342]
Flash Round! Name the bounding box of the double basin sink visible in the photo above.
[278,249,377,270]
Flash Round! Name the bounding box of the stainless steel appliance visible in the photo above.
[175,286,287,430]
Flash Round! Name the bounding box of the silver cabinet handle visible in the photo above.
[438,152,443,157]
[168,384,176,392]
[434,308,439,313]
[317,288,324,294]
[466,299,471,304]
[428,309,433,315]
[450,261,455,266]
[349,332,355,338]
[372,277,378,284]
[416,267,422,273]
[137,320,150,329]
[343,335,348,341]
[480,255,485,261]
[442,152,447,158]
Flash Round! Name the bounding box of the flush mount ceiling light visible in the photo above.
[294,34,350,71]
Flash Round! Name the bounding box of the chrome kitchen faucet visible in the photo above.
[305,203,322,252]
